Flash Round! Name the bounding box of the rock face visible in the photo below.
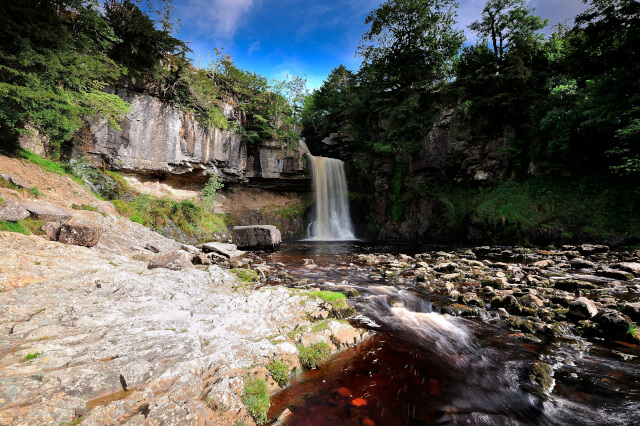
[57,222,103,247]
[0,201,30,222]
[78,87,309,189]
[20,201,72,221]
[233,225,282,251]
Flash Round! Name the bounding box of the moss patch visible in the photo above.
[308,291,348,309]
[231,269,259,283]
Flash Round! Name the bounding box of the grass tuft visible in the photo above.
[308,291,348,309]
[266,359,289,387]
[241,376,270,425]
[23,353,40,361]
[297,342,331,369]
[112,194,228,242]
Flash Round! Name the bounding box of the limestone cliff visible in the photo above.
[76,87,310,190]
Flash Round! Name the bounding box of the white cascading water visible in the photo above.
[307,155,356,240]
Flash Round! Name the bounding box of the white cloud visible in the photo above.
[248,41,261,54]
[180,0,256,40]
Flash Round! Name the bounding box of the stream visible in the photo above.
[263,241,640,426]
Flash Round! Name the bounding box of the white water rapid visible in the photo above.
[307,155,356,240]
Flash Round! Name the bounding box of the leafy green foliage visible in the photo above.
[297,342,331,369]
[265,359,289,386]
[469,0,547,59]
[241,376,270,425]
[0,0,130,144]
[201,174,223,209]
[425,175,640,244]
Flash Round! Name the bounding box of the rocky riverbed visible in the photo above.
[345,244,640,344]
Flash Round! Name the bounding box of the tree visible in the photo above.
[358,0,464,91]
[352,0,464,157]
[301,65,354,139]
[0,0,129,149]
[469,0,547,60]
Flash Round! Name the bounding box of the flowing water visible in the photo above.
[264,242,640,426]
[306,156,356,240]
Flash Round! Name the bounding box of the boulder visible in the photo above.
[199,242,245,259]
[433,262,458,273]
[621,302,640,323]
[148,250,194,271]
[41,222,61,240]
[579,244,609,255]
[58,222,103,247]
[615,262,640,277]
[0,201,30,221]
[520,294,544,309]
[596,269,634,281]
[569,297,598,320]
[594,309,631,338]
[232,225,281,251]
[532,260,554,268]
[570,258,596,269]
[459,292,482,307]
[21,202,72,221]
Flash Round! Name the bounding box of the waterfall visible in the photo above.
[307,156,356,240]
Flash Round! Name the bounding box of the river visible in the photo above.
[263,241,640,426]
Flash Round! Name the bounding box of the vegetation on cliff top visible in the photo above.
[303,0,640,177]
[0,0,307,155]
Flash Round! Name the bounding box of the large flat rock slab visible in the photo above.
[0,232,324,424]
[20,201,72,221]
[232,225,282,251]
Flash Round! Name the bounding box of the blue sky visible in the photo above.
[172,0,589,90]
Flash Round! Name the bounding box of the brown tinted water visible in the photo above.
[265,242,640,426]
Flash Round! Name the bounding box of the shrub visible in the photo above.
[297,342,331,369]
[241,376,270,425]
[201,174,224,209]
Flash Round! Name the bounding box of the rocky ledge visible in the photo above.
[0,232,365,425]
